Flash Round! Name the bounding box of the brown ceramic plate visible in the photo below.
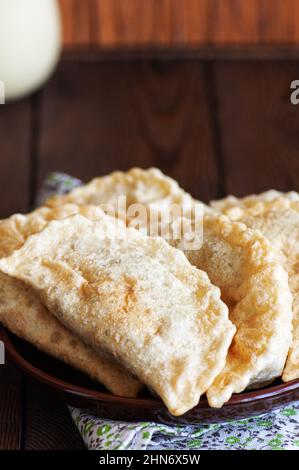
[1,326,299,425]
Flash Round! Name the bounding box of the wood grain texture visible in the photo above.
[37,60,220,201]
[95,0,173,46]
[58,0,299,49]
[214,61,299,196]
[209,0,260,45]
[23,381,85,450]
[59,0,92,47]
[259,0,297,44]
[0,99,31,218]
[0,360,23,450]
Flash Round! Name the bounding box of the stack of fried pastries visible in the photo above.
[0,168,297,416]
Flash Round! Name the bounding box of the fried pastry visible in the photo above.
[211,194,299,382]
[0,205,141,397]
[0,214,235,416]
[171,213,293,407]
[45,167,195,233]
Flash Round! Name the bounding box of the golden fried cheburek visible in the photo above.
[45,167,196,232]
[170,213,293,407]
[47,169,295,399]
[0,214,235,416]
[0,205,142,397]
[211,194,299,382]
[211,190,299,213]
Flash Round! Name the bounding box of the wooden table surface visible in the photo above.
[0,359,85,450]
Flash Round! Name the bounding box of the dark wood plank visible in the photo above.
[0,359,23,450]
[37,59,219,202]
[23,380,85,450]
[0,99,31,218]
[0,99,31,449]
[214,61,299,196]
[62,47,299,61]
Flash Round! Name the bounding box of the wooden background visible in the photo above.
[1,0,299,450]
[59,0,299,48]
[1,58,299,220]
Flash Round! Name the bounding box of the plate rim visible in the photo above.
[1,326,299,411]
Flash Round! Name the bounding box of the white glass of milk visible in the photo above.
[0,0,62,101]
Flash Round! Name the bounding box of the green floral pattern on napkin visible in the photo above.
[70,405,299,450]
[40,173,299,451]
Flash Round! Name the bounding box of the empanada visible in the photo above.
[0,214,235,416]
[0,205,141,397]
[211,190,299,213]
[46,169,294,403]
[211,194,299,382]
[46,167,195,232]
[170,213,293,407]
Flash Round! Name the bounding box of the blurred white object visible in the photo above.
[0,0,61,101]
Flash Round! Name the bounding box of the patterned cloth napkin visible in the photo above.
[69,406,299,450]
[39,173,299,451]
